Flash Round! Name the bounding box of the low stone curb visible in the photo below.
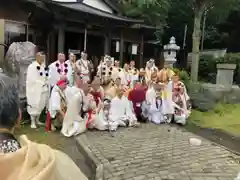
[75,134,104,180]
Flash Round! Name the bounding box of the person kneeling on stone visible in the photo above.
[108,86,140,131]
[172,74,191,125]
[86,79,108,130]
[48,78,68,130]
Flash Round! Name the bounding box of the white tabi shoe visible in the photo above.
[30,116,37,129]
[36,116,44,126]
[51,124,56,131]
[30,123,37,129]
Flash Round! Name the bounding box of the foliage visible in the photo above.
[172,68,190,84]
[119,0,172,39]
[195,53,240,84]
[198,55,217,83]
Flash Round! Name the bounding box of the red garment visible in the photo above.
[86,91,102,128]
[86,110,93,128]
[128,86,146,117]
[45,111,51,132]
[90,91,102,106]
[56,79,65,86]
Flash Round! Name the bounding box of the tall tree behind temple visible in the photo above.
[118,0,171,40]
[186,0,240,82]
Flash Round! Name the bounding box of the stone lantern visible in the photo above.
[163,37,180,67]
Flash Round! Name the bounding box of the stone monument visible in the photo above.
[216,63,236,88]
[4,42,36,97]
[163,37,180,67]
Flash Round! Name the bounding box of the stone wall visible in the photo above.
[187,82,240,112]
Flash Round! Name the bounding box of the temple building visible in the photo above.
[0,0,161,68]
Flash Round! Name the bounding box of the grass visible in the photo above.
[188,104,240,136]
[14,125,71,150]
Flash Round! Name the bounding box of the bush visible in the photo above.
[198,55,217,83]
[197,53,240,85]
[171,68,190,84]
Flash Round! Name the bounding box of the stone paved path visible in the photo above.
[83,124,240,180]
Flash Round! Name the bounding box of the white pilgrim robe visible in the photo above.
[64,86,79,106]
[65,60,75,87]
[162,81,174,115]
[48,85,66,118]
[86,94,108,131]
[173,82,191,125]
[119,70,131,86]
[108,96,137,131]
[145,66,158,83]
[61,90,86,137]
[26,61,48,116]
[76,59,90,83]
[145,87,164,124]
[49,60,68,87]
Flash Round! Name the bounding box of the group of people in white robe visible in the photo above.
[26,51,191,138]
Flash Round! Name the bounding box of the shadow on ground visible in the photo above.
[15,126,93,179]
[184,123,240,154]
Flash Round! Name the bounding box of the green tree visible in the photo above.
[189,0,240,82]
[119,0,171,39]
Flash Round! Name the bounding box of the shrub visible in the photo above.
[198,55,217,83]
[171,68,190,84]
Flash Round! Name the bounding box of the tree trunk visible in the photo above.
[191,10,203,82]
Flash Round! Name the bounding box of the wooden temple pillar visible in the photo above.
[0,19,4,65]
[104,29,111,55]
[119,30,124,66]
[84,26,87,51]
[140,32,144,68]
[57,24,65,53]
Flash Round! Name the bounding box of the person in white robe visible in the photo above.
[108,86,140,131]
[86,79,108,130]
[97,55,114,85]
[112,60,122,81]
[172,75,191,125]
[129,60,139,87]
[161,79,174,123]
[75,51,92,83]
[65,53,77,87]
[26,52,49,129]
[145,59,158,84]
[48,53,68,89]
[61,77,91,137]
[119,63,131,86]
[145,83,165,124]
[48,78,68,129]
[158,63,175,123]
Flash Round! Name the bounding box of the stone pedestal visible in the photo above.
[216,63,236,87]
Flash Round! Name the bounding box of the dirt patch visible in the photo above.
[185,123,240,154]
[15,126,93,179]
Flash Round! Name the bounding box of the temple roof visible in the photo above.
[45,1,143,23]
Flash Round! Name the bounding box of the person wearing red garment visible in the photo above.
[86,78,108,130]
[128,81,147,122]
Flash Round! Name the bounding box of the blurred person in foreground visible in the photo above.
[0,86,88,180]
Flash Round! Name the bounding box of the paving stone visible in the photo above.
[84,124,240,180]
